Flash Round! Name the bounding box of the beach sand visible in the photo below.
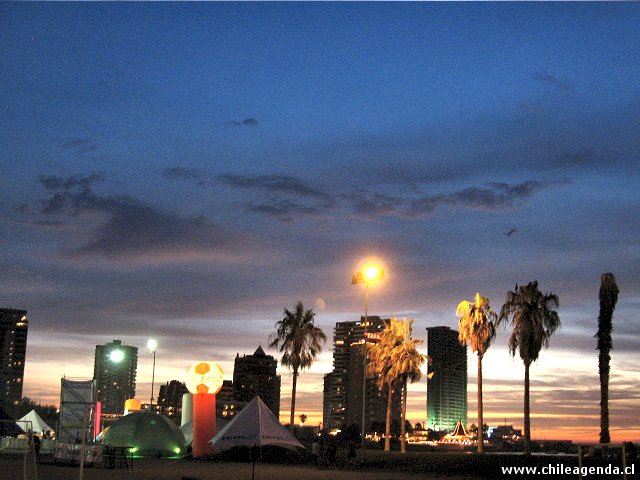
[2,457,472,480]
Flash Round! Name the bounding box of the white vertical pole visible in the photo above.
[22,421,30,480]
[361,282,368,462]
[79,408,88,480]
[150,349,156,408]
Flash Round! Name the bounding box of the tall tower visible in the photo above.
[0,308,29,412]
[94,339,138,414]
[233,346,281,417]
[156,380,189,419]
[323,316,400,432]
[426,326,467,432]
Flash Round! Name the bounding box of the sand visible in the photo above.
[1,457,470,480]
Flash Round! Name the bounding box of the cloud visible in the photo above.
[36,174,251,262]
[344,180,554,219]
[553,151,598,168]
[218,174,333,202]
[218,173,337,222]
[533,72,574,91]
[62,138,99,152]
[228,118,258,127]
[340,191,407,219]
[39,173,105,193]
[415,180,547,213]
[219,171,559,222]
[11,219,68,230]
[247,200,323,223]
[160,166,211,186]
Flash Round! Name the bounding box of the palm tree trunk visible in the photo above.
[599,349,610,443]
[523,362,530,455]
[384,384,392,451]
[400,376,407,453]
[477,353,484,454]
[290,369,298,431]
[598,272,618,444]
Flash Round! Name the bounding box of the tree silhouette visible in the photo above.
[596,273,619,444]
[498,281,560,455]
[369,318,428,452]
[269,302,326,430]
[457,293,497,453]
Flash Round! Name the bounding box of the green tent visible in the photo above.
[102,410,186,458]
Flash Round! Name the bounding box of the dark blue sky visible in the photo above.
[1,3,639,440]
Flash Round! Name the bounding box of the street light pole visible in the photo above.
[352,265,383,463]
[151,349,156,407]
[147,339,158,409]
[361,281,368,461]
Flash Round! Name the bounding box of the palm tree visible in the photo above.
[390,319,428,454]
[368,320,398,452]
[269,302,326,430]
[457,293,497,454]
[498,281,560,455]
[597,273,619,444]
[369,318,428,452]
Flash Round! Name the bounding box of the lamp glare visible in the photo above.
[365,267,379,281]
[110,350,125,363]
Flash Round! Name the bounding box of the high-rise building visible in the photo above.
[233,346,281,417]
[0,308,29,412]
[323,316,400,433]
[322,372,339,429]
[426,326,467,432]
[346,342,400,432]
[156,380,189,419]
[217,379,244,418]
[94,339,138,414]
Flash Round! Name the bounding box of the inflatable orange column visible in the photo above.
[192,392,216,457]
[186,361,224,458]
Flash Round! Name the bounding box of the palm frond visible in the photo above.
[269,301,327,373]
[499,281,560,366]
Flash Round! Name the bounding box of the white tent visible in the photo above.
[18,410,53,434]
[209,396,303,451]
[181,416,231,446]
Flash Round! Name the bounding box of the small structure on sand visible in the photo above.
[439,420,474,446]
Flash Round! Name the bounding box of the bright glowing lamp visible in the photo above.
[365,266,380,281]
[352,264,384,285]
[147,339,158,352]
[110,349,125,363]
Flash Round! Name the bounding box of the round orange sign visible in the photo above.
[185,361,224,395]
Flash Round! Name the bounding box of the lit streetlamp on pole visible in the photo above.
[147,339,158,409]
[351,264,384,460]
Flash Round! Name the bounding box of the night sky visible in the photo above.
[1,3,639,442]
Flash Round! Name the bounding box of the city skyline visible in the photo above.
[1,2,639,443]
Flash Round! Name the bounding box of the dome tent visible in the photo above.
[102,410,186,458]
